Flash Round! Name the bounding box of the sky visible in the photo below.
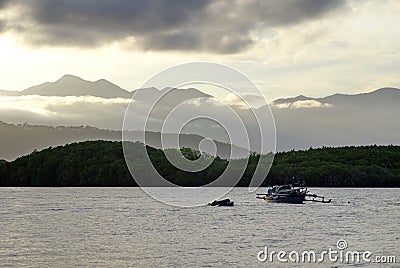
[0,0,400,101]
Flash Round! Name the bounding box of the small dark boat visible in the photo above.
[209,199,234,206]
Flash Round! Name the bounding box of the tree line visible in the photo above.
[0,141,399,187]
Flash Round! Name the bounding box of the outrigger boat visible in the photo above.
[257,152,331,204]
[256,184,331,204]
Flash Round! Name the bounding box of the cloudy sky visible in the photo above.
[0,0,399,100]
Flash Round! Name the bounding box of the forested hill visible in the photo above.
[0,141,399,187]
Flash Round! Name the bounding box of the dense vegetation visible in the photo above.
[0,141,399,187]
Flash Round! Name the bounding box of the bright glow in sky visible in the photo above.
[0,0,399,100]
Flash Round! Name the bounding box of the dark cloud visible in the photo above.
[1,0,345,53]
[244,0,345,26]
[0,0,10,8]
[0,20,5,32]
[0,0,10,32]
[140,31,201,52]
[139,30,253,54]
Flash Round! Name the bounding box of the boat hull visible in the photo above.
[266,194,306,204]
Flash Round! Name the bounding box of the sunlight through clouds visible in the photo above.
[0,95,131,116]
[272,100,333,109]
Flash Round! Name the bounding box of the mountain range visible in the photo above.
[0,74,398,106]
[0,75,132,98]
[272,87,400,107]
[0,75,399,159]
[0,74,210,99]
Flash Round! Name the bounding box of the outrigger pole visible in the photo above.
[305,193,332,203]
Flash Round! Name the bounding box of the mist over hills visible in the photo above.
[272,87,400,107]
[0,75,399,159]
[270,87,400,151]
[0,121,247,161]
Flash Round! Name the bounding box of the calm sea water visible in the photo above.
[0,188,399,267]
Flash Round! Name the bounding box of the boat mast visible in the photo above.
[292,150,305,187]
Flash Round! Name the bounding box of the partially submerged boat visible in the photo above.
[209,198,234,207]
[256,184,331,204]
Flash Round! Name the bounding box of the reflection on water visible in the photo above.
[0,188,399,267]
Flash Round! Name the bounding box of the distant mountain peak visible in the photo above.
[272,94,313,105]
[95,78,108,83]
[370,87,400,94]
[57,75,119,88]
[94,78,122,88]
[57,74,85,82]
[161,87,211,97]
[21,74,132,99]
[60,74,80,79]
